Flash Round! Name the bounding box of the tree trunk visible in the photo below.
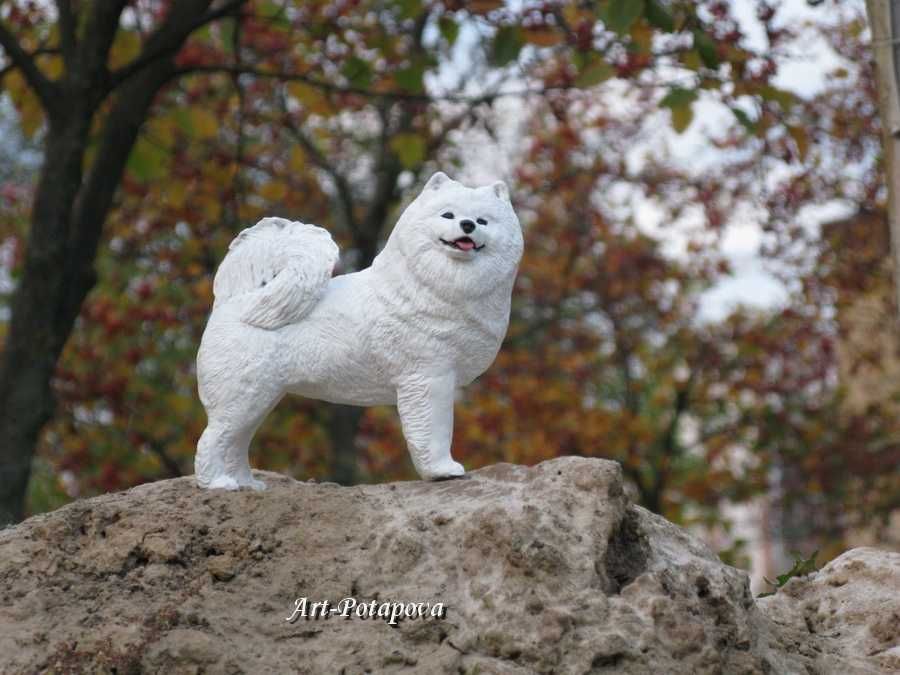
[0,0,220,525]
[326,405,367,485]
[0,115,91,525]
[866,0,900,313]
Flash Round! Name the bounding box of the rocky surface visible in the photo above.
[0,456,896,674]
[757,547,900,673]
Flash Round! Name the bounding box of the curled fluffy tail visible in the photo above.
[213,217,339,330]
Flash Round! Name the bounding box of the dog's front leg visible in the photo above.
[396,372,465,480]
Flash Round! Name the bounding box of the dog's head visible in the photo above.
[380,172,524,297]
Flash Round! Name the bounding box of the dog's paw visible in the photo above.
[243,476,267,491]
[421,460,465,481]
[203,474,267,491]
[206,475,242,490]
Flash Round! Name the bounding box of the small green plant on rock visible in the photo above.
[758,551,819,598]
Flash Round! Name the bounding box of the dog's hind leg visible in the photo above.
[396,372,465,480]
[195,391,282,490]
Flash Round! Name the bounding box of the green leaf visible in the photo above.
[172,108,193,135]
[390,133,426,169]
[644,0,674,32]
[219,17,236,53]
[730,106,756,132]
[439,17,460,45]
[260,0,290,27]
[393,0,420,19]
[607,0,645,34]
[660,87,697,134]
[680,49,702,71]
[575,57,615,87]
[128,138,168,182]
[693,29,719,68]
[660,86,698,109]
[490,25,523,66]
[395,62,426,93]
[760,85,796,111]
[758,551,818,598]
[341,56,373,89]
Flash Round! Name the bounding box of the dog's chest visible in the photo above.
[369,290,508,383]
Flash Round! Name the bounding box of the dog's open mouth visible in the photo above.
[440,236,485,252]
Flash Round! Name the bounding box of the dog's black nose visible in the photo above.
[460,220,475,234]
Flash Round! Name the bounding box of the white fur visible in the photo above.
[194,172,524,490]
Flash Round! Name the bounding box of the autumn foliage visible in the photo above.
[0,1,897,561]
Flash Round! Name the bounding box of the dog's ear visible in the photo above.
[492,180,509,201]
[424,171,451,191]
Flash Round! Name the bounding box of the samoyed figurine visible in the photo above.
[194,172,523,490]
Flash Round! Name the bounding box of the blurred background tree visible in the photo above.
[1,0,897,580]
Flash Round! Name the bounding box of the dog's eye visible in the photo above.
[441,212,454,219]
[476,217,488,225]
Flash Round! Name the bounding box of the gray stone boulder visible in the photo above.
[757,546,900,673]
[0,457,895,673]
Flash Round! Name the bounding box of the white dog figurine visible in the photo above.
[194,172,524,489]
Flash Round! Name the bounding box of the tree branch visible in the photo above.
[77,0,129,89]
[356,102,406,263]
[65,0,221,319]
[281,110,359,235]
[353,7,429,266]
[0,20,58,109]
[110,0,248,89]
[0,47,60,82]
[176,63,573,103]
[650,373,695,508]
[145,438,184,478]
[54,0,77,63]
[228,7,247,225]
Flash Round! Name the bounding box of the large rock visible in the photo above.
[0,457,895,674]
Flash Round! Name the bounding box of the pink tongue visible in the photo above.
[456,239,475,251]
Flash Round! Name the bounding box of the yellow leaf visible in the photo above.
[109,31,142,70]
[149,115,176,146]
[389,133,426,169]
[166,393,193,416]
[523,28,562,47]
[37,54,64,79]
[193,277,213,302]
[289,146,306,172]
[167,181,186,209]
[788,125,809,161]
[630,22,653,53]
[680,49,702,71]
[562,6,592,27]
[239,202,263,222]
[259,180,288,202]
[287,82,334,116]
[5,71,44,139]
[670,104,694,134]
[190,107,219,140]
[203,198,222,221]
